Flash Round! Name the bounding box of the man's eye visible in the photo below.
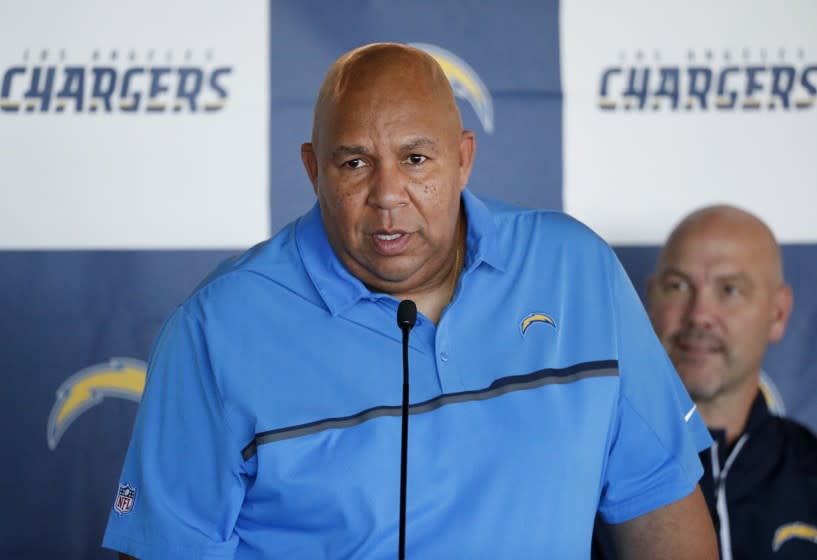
[343,159,366,169]
[663,279,689,294]
[722,284,740,297]
[406,154,427,165]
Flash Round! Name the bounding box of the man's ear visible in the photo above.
[301,143,319,194]
[458,130,476,191]
[768,284,793,343]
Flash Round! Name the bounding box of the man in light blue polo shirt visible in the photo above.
[103,43,718,559]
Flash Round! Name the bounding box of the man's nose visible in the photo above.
[685,290,716,329]
[367,162,410,211]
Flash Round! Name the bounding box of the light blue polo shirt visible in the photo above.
[103,190,710,558]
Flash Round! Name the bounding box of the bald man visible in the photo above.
[594,205,817,559]
[103,44,716,559]
[647,206,817,559]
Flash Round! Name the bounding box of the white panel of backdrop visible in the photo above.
[0,0,269,249]
[562,0,817,244]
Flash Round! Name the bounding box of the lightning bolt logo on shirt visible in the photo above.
[773,522,817,552]
[46,357,146,450]
[520,312,556,335]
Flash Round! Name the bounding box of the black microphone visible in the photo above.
[396,299,416,560]
[397,299,417,331]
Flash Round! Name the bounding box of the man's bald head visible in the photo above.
[659,204,784,287]
[311,43,462,147]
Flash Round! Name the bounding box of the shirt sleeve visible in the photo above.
[598,252,712,524]
[102,306,249,559]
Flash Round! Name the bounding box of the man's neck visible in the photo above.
[697,381,760,447]
[404,218,465,325]
[418,244,464,324]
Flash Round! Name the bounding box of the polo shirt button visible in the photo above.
[440,351,449,362]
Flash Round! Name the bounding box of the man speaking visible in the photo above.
[103,43,717,559]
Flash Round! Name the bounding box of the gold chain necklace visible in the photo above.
[448,239,462,303]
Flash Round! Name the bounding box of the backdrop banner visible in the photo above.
[1,1,814,557]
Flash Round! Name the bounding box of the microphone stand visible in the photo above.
[396,300,417,560]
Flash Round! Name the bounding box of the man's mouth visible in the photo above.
[374,232,403,241]
[370,231,411,255]
[673,331,725,356]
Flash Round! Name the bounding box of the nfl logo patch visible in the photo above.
[114,483,136,515]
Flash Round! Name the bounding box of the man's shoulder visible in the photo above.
[183,220,314,312]
[478,195,608,248]
[773,415,817,472]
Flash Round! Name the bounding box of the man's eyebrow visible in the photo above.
[659,267,690,280]
[331,145,370,158]
[400,137,437,152]
[716,272,752,285]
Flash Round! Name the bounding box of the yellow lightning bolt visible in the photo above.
[47,358,146,450]
[773,523,817,551]
[432,57,485,104]
[520,313,556,335]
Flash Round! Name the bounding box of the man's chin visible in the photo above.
[675,364,723,401]
[344,253,418,290]
[360,266,425,295]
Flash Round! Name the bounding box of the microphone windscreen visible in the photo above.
[397,299,417,329]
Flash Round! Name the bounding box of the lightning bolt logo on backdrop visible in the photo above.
[46,357,146,450]
[409,43,494,134]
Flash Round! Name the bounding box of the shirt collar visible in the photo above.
[296,188,505,316]
[743,390,772,434]
[461,189,505,273]
[707,390,772,459]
